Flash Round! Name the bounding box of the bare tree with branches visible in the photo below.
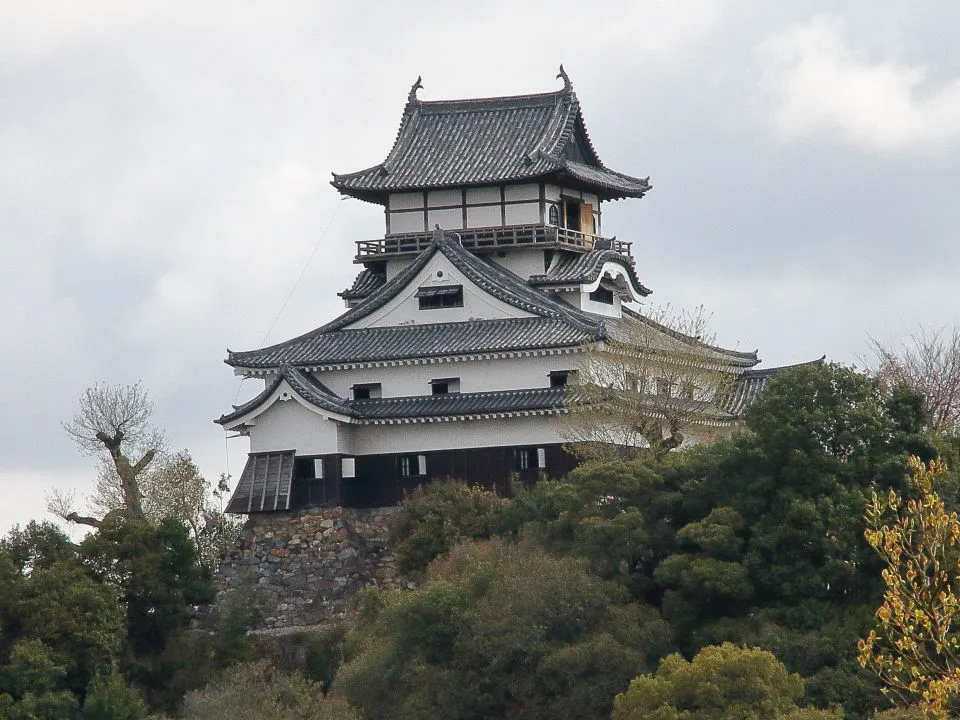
[561,305,736,461]
[870,324,960,433]
[56,381,164,526]
[53,381,242,567]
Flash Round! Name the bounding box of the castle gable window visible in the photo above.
[416,284,463,310]
[588,287,615,305]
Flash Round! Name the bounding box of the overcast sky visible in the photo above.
[3,1,960,535]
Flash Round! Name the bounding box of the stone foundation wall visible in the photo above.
[217,506,405,630]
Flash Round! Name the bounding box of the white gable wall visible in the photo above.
[248,398,340,455]
[346,253,534,329]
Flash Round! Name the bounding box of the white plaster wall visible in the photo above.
[504,184,539,201]
[428,189,462,207]
[466,205,501,228]
[490,250,546,278]
[388,211,425,234]
[346,253,533,329]
[544,184,561,202]
[466,186,501,204]
[389,192,423,210]
[248,399,340,455]
[385,257,415,281]
[315,352,583,398]
[427,208,464,230]
[578,289,623,318]
[504,202,540,225]
[353,414,566,455]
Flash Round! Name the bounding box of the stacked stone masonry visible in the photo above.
[217,506,405,630]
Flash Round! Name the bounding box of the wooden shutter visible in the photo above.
[580,203,594,236]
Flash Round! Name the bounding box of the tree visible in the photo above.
[59,382,164,524]
[388,481,507,574]
[871,325,960,433]
[172,661,359,720]
[55,382,242,570]
[859,456,960,718]
[612,643,839,720]
[561,305,736,459]
[333,539,672,720]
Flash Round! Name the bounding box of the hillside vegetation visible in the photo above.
[1,363,956,718]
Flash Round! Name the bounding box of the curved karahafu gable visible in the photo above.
[331,72,651,204]
[530,246,653,302]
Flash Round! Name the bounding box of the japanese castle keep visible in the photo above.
[217,70,800,515]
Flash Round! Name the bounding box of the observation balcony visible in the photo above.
[355,224,633,264]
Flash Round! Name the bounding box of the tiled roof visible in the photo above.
[218,364,568,426]
[723,356,827,416]
[225,451,295,514]
[227,231,604,370]
[338,269,385,301]
[226,316,596,371]
[353,386,567,421]
[530,247,652,296]
[331,77,651,204]
[605,308,761,368]
[218,365,354,425]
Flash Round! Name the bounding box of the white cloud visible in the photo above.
[759,14,960,148]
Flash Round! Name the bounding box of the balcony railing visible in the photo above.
[355,224,633,262]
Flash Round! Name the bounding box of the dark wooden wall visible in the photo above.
[290,443,580,510]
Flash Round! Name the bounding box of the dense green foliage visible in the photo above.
[170,661,358,720]
[612,643,840,719]
[382,364,937,718]
[335,539,672,719]
[2,362,954,718]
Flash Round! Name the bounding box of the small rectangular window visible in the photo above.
[431,378,460,395]
[537,448,547,469]
[341,457,356,478]
[416,285,464,310]
[313,458,324,479]
[516,448,534,471]
[549,370,577,388]
[399,454,425,478]
[656,377,673,397]
[588,287,615,305]
[352,383,382,400]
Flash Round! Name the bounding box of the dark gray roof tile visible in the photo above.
[723,356,827,415]
[331,81,650,203]
[530,247,652,295]
[338,269,385,300]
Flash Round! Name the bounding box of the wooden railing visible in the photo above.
[355,224,633,261]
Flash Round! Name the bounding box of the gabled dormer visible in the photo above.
[332,68,650,281]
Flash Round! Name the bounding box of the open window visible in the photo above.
[515,447,547,472]
[416,285,463,310]
[399,454,427,478]
[351,382,382,400]
[430,377,460,395]
[588,287,615,305]
[549,370,577,388]
[561,198,595,235]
